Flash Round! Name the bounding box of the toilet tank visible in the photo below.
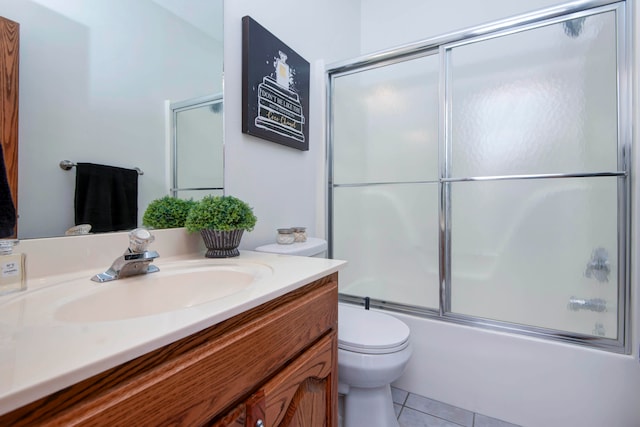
[255,237,328,258]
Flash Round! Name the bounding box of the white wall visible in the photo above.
[223,0,361,250]
[224,1,640,426]
[359,0,563,54]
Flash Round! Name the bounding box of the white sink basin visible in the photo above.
[55,262,272,322]
[0,261,273,324]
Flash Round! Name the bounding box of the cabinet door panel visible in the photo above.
[263,332,337,427]
[209,403,246,427]
[209,390,265,427]
[246,390,266,427]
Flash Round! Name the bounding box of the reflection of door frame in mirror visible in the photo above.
[0,16,19,238]
[169,93,224,199]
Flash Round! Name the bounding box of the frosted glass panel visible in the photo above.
[333,55,439,184]
[174,189,223,201]
[333,184,439,309]
[176,103,224,189]
[450,11,618,177]
[450,177,619,338]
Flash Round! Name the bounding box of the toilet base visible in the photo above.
[343,384,398,427]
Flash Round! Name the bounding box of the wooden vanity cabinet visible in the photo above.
[0,273,339,427]
[213,332,335,427]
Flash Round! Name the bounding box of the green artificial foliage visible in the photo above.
[185,195,257,232]
[142,196,197,229]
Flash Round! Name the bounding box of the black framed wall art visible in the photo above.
[242,16,310,151]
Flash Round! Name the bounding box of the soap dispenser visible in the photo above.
[0,240,25,295]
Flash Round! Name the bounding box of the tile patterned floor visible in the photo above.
[392,387,522,427]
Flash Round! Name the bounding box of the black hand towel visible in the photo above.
[0,144,16,238]
[74,163,138,233]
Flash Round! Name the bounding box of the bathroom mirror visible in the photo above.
[4,0,224,239]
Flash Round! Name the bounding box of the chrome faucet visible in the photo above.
[91,228,160,283]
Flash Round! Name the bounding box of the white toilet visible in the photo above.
[338,304,411,427]
[255,237,412,427]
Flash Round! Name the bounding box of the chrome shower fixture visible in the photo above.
[563,17,586,38]
[567,297,607,313]
[592,322,606,337]
[585,247,610,283]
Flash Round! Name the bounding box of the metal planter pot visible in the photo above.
[200,229,244,258]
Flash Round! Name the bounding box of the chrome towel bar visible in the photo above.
[59,160,144,175]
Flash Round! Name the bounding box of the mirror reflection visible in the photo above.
[171,94,224,201]
[2,0,224,239]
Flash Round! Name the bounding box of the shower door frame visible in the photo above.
[326,0,631,353]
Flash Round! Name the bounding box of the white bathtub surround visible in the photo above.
[392,310,640,426]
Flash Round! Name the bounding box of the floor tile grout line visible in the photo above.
[398,400,468,427]
[402,402,473,424]
[401,392,409,406]
[393,388,520,427]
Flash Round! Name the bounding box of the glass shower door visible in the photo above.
[331,55,440,310]
[445,9,622,338]
[328,2,628,351]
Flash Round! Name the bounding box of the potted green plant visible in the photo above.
[142,196,197,229]
[185,195,257,258]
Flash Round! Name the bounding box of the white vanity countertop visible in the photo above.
[0,250,346,415]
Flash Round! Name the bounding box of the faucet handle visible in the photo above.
[124,250,159,261]
[128,228,155,253]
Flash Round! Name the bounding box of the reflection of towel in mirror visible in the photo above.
[74,163,138,233]
[0,144,16,238]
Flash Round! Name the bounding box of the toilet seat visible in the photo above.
[338,304,410,354]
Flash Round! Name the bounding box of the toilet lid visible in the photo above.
[338,304,410,354]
